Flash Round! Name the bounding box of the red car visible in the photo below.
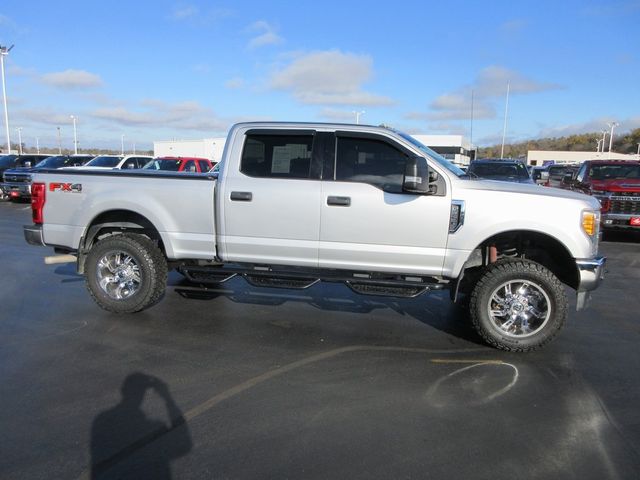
[563,160,640,230]
[142,157,214,173]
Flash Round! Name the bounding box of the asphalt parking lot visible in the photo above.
[1,200,639,479]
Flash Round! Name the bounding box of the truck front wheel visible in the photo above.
[469,259,567,352]
[85,233,168,313]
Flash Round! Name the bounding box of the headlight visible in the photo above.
[581,210,601,254]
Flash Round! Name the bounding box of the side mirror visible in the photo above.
[403,157,430,194]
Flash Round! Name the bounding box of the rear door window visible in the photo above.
[241,134,314,179]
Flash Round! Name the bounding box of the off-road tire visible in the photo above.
[85,233,168,313]
[470,259,567,352]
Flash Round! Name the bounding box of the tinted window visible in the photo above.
[335,137,408,193]
[183,160,197,172]
[0,155,18,168]
[575,164,587,183]
[86,156,122,167]
[241,134,313,179]
[590,164,640,180]
[198,160,211,172]
[143,159,181,171]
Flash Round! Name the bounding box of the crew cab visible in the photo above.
[142,156,214,173]
[2,154,94,200]
[562,160,640,230]
[23,122,606,352]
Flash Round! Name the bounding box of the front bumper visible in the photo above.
[24,224,45,246]
[601,213,640,230]
[575,256,606,310]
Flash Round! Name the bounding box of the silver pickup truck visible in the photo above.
[23,122,606,351]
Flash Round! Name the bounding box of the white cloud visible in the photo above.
[269,50,393,106]
[91,99,229,133]
[246,21,283,49]
[225,77,245,89]
[170,5,198,20]
[411,65,562,122]
[500,19,527,33]
[41,69,103,89]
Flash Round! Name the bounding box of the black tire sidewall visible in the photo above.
[85,235,158,313]
[470,260,567,351]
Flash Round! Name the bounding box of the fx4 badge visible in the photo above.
[49,182,82,193]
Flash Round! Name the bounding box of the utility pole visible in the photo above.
[500,81,510,159]
[70,115,78,154]
[0,44,14,153]
[16,127,22,154]
[606,121,619,159]
[57,126,62,154]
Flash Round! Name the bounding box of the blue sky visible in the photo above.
[1,0,639,151]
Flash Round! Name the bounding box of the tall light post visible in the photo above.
[352,110,365,124]
[606,121,619,159]
[121,134,125,155]
[500,81,511,159]
[596,139,603,152]
[70,115,78,154]
[600,130,607,155]
[16,126,22,154]
[36,136,40,154]
[57,126,62,154]
[0,44,14,153]
[637,142,640,159]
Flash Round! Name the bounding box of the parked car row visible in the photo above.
[0,153,216,200]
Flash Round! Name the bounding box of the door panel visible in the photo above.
[222,132,321,267]
[319,134,450,275]
[319,182,450,275]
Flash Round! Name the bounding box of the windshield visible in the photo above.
[85,156,122,167]
[0,155,18,167]
[396,132,466,177]
[590,164,640,180]
[143,159,182,171]
[34,156,67,168]
[469,162,530,180]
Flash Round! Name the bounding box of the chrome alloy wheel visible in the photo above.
[487,279,551,338]
[96,251,142,300]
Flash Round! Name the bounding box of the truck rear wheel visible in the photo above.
[469,259,567,352]
[85,233,168,313]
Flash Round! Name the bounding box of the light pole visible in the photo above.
[596,139,603,152]
[36,137,39,154]
[70,115,78,154]
[0,44,14,153]
[600,130,607,155]
[352,110,365,124]
[500,81,510,159]
[637,142,640,159]
[16,127,22,154]
[121,134,125,155]
[606,121,619,159]
[57,126,62,154]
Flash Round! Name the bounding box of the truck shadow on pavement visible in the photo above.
[173,278,484,347]
[88,373,192,480]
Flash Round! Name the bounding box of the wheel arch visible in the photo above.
[452,229,579,301]
[77,209,168,273]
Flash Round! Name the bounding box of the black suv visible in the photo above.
[467,159,534,184]
[2,154,94,200]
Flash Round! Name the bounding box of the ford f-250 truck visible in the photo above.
[23,122,606,352]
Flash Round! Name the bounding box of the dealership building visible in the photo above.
[525,150,638,165]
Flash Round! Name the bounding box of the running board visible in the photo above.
[180,267,237,284]
[243,274,320,290]
[346,281,433,298]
